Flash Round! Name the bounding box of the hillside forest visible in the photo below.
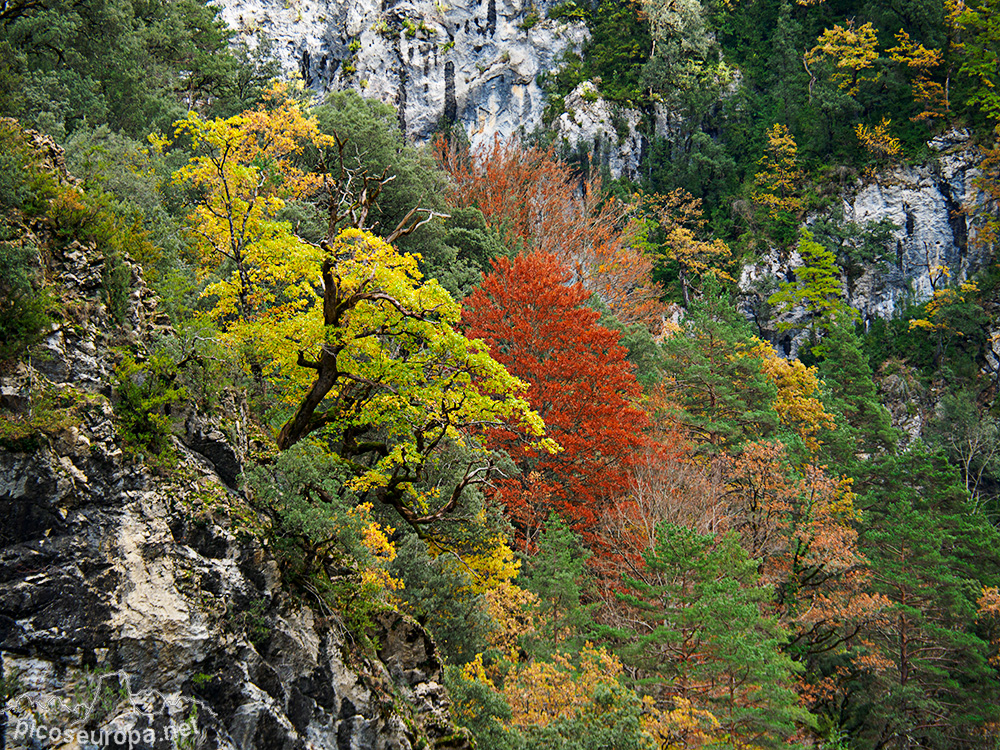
[4,0,1000,746]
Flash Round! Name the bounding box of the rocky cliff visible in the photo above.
[0,130,470,750]
[218,0,585,144]
[741,129,993,355]
[216,0,666,178]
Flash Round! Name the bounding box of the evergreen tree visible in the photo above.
[816,314,898,467]
[769,229,857,352]
[660,274,779,454]
[851,444,1000,749]
[608,522,811,748]
[0,0,247,137]
[521,515,597,656]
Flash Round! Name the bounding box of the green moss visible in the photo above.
[520,6,540,30]
[547,1,589,21]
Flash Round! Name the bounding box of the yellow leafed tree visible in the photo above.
[172,83,334,326]
[752,341,837,453]
[640,189,732,307]
[888,30,950,121]
[173,91,553,535]
[855,117,903,162]
[806,20,880,96]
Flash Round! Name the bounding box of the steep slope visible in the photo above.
[0,126,470,750]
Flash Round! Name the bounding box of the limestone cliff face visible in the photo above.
[0,130,469,750]
[217,0,588,148]
[741,130,991,355]
[842,130,988,320]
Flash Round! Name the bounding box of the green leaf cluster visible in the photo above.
[112,352,188,457]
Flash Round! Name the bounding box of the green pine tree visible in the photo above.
[769,229,858,353]
[661,274,779,454]
[851,444,1000,749]
[608,522,812,748]
[816,313,898,468]
[521,514,597,656]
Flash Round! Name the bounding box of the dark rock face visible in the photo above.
[0,130,470,750]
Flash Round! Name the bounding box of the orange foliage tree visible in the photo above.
[437,136,664,329]
[463,251,649,549]
[721,442,890,697]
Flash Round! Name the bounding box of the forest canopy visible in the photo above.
[3,0,1000,746]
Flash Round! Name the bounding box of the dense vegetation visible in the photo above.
[3,0,1000,747]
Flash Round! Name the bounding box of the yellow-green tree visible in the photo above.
[174,94,552,532]
[750,123,803,249]
[805,20,880,97]
[172,83,333,326]
[769,229,858,351]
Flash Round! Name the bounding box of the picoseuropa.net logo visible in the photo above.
[5,669,200,749]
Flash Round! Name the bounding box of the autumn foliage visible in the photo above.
[463,251,649,547]
[437,136,664,329]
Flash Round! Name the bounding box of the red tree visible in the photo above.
[463,251,649,549]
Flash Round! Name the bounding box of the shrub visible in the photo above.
[112,352,187,456]
[0,237,51,363]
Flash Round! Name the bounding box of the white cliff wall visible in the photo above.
[741,130,992,356]
[216,0,589,148]
[844,130,987,322]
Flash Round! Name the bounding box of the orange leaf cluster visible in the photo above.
[437,136,664,330]
[980,586,1000,666]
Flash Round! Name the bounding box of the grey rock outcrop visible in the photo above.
[741,131,993,355]
[551,83,670,181]
[843,130,986,321]
[217,0,587,148]
[1,130,470,750]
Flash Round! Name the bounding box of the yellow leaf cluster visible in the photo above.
[855,118,903,161]
[503,645,623,729]
[807,21,880,96]
[453,536,522,596]
[908,280,979,335]
[172,83,335,332]
[889,30,949,121]
[753,341,837,452]
[642,697,721,749]
[350,503,405,594]
[485,581,539,652]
